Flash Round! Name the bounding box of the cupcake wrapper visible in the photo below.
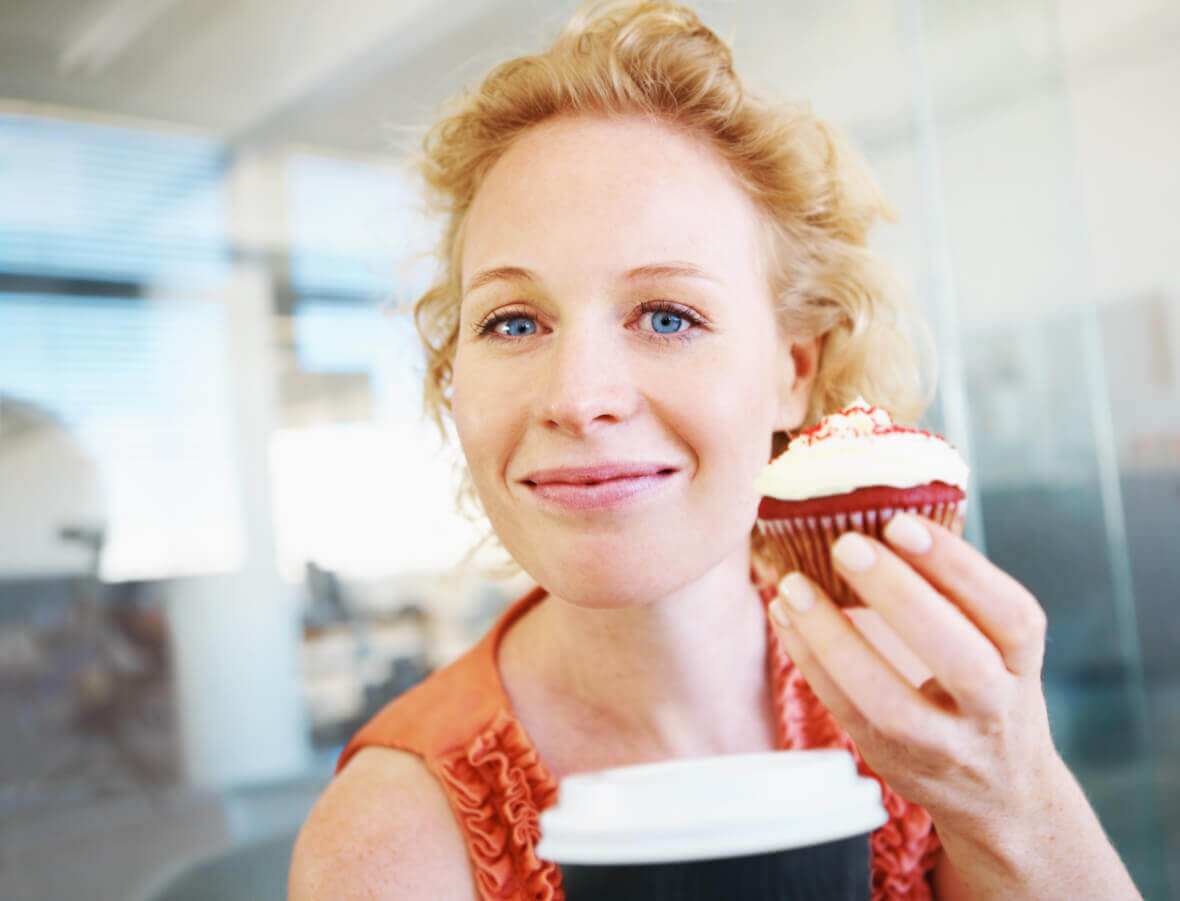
[756,501,965,607]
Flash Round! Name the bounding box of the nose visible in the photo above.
[537,323,641,437]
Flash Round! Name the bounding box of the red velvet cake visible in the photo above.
[754,399,969,607]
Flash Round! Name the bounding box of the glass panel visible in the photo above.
[1,2,1174,898]
[285,152,434,302]
[0,295,246,580]
[913,0,1175,894]
[0,115,229,286]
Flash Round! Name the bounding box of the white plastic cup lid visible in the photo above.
[536,749,887,865]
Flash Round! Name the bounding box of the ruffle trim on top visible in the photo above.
[437,708,564,901]
[765,611,942,901]
[434,575,938,901]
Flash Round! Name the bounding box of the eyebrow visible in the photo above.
[462,261,720,297]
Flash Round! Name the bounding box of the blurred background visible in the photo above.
[0,0,1176,898]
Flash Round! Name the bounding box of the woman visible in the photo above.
[290,2,1140,898]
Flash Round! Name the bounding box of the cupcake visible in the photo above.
[754,398,969,607]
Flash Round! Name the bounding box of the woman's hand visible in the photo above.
[766,512,1141,899]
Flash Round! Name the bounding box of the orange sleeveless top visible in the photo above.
[337,578,941,900]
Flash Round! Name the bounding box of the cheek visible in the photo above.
[450,355,491,468]
[661,353,776,498]
[451,352,528,483]
[694,339,779,431]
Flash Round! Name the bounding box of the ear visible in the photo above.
[774,333,823,433]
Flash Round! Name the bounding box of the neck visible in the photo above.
[502,546,778,770]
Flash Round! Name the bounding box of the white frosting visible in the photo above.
[755,397,970,500]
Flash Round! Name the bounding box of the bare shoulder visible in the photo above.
[288,746,476,900]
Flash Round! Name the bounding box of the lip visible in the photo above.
[521,463,679,485]
[518,462,680,512]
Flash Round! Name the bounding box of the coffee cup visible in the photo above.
[536,749,886,900]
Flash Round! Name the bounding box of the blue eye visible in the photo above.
[649,310,684,334]
[499,317,536,336]
[474,308,537,338]
[474,301,704,343]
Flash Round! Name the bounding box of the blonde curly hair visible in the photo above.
[407,0,930,575]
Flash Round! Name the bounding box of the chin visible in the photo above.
[520,537,718,610]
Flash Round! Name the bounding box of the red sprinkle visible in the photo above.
[785,402,956,453]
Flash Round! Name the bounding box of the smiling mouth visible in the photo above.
[521,469,680,512]
[523,468,677,487]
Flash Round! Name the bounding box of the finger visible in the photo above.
[880,513,1048,676]
[845,606,933,689]
[767,604,871,739]
[830,531,1009,718]
[769,572,948,748]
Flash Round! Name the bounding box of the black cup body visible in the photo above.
[558,831,871,900]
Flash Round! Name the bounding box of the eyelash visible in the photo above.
[472,301,706,345]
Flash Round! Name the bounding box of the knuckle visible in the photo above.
[942,550,977,596]
[972,702,1000,731]
[805,633,833,662]
[1005,598,1048,648]
[1028,602,1049,638]
[973,708,1006,738]
[948,656,1000,693]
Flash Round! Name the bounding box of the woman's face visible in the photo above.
[452,115,813,607]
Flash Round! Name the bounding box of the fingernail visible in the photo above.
[779,572,815,614]
[884,513,933,554]
[833,532,876,572]
[769,597,792,629]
